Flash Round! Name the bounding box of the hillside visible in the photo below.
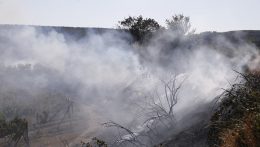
[208,72,260,147]
[0,25,259,147]
[200,30,260,49]
[2,25,260,48]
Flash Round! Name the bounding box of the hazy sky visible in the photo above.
[0,0,259,32]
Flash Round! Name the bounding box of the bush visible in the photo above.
[0,116,29,146]
[208,72,260,147]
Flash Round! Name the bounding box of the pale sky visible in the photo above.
[0,0,259,32]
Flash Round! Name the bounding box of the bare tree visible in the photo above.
[102,76,187,146]
[103,121,146,147]
[143,76,187,127]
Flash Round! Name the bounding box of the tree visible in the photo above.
[166,14,195,35]
[102,76,187,146]
[118,15,161,43]
[143,76,187,128]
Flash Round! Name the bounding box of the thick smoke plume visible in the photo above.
[0,25,258,146]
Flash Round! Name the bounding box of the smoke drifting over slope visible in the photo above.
[0,25,258,146]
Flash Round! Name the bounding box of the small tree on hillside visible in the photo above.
[118,16,161,43]
[166,14,195,35]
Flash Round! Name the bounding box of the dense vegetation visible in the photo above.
[208,72,260,147]
[0,116,29,146]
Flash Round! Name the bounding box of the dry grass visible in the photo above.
[208,72,260,147]
[220,114,257,147]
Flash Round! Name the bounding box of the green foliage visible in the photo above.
[118,15,161,43]
[118,14,194,44]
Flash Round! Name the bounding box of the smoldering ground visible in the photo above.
[0,25,258,146]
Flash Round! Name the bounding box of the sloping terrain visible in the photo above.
[208,72,260,147]
[0,25,259,147]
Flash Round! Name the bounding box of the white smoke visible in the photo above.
[0,25,258,146]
